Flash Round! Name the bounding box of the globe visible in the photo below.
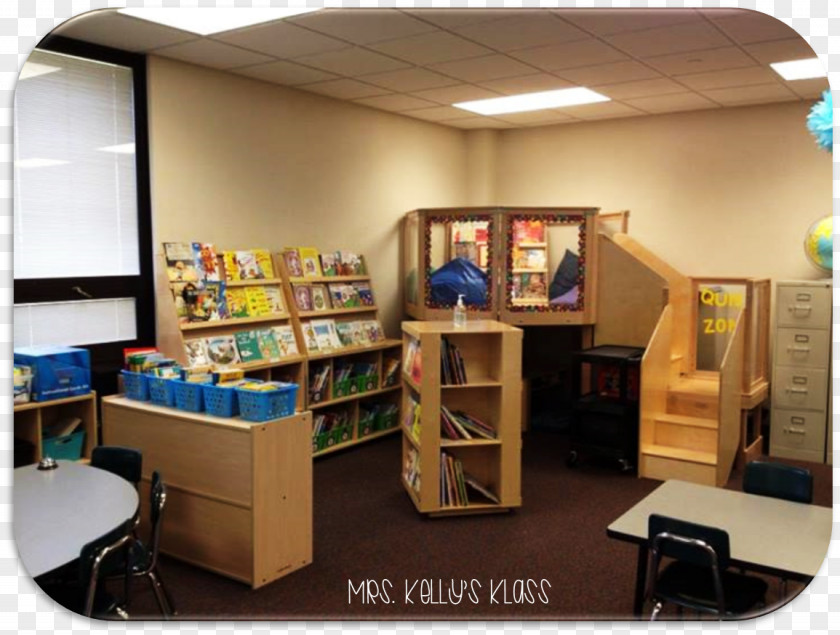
[804,215,833,273]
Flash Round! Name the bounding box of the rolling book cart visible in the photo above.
[401,320,523,517]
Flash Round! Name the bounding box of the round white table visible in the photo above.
[14,461,139,578]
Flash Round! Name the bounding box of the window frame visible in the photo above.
[14,34,155,368]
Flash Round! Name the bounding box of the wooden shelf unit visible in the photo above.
[14,392,99,465]
[400,320,522,517]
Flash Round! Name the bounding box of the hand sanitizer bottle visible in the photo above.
[454,294,467,327]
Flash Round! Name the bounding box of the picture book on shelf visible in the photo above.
[354,282,374,306]
[338,251,365,275]
[328,284,358,309]
[272,325,300,357]
[334,322,355,348]
[222,251,240,281]
[254,249,275,279]
[319,252,339,277]
[311,319,341,350]
[292,284,313,312]
[226,287,250,318]
[171,282,191,324]
[283,248,304,278]
[236,250,261,280]
[301,322,320,353]
[310,284,330,311]
[206,335,240,366]
[512,220,545,245]
[513,248,546,270]
[245,286,271,316]
[192,242,220,283]
[187,281,226,322]
[350,321,369,346]
[361,319,384,343]
[256,328,282,362]
[183,339,209,367]
[512,272,547,301]
[263,286,285,314]
[463,474,499,505]
[234,330,263,364]
[163,242,199,283]
[297,247,323,278]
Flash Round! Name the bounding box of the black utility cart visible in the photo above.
[567,345,644,472]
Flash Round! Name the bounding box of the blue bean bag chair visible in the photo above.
[429,258,488,306]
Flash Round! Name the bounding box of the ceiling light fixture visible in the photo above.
[98,143,136,155]
[770,58,825,81]
[117,8,321,36]
[454,87,610,116]
[15,159,70,168]
[19,62,62,80]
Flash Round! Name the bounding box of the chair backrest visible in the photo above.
[91,446,143,486]
[743,460,813,504]
[148,470,167,568]
[648,514,731,570]
[79,518,133,617]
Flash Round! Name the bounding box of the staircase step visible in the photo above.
[640,443,717,466]
[670,376,720,397]
[655,413,717,429]
[654,414,718,453]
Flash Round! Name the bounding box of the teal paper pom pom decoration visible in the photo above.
[807,90,832,152]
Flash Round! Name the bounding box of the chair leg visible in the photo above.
[148,568,176,618]
[153,565,177,616]
[650,601,663,621]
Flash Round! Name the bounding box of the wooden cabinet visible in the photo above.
[101,395,312,589]
[14,392,98,466]
[770,280,831,463]
[401,320,522,516]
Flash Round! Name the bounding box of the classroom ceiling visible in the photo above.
[50,7,828,129]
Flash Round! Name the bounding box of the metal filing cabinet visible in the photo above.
[770,280,831,463]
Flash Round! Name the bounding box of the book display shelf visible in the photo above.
[275,254,403,457]
[14,392,98,466]
[401,320,523,517]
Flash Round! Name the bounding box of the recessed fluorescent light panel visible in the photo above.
[19,62,62,81]
[117,8,321,36]
[454,87,610,116]
[770,58,825,81]
[98,143,136,155]
[15,159,70,168]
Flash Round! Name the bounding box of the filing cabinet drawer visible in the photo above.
[772,366,828,410]
[776,284,831,329]
[770,408,826,462]
[774,328,830,368]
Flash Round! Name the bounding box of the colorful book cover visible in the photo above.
[292,284,313,312]
[256,328,282,362]
[298,247,323,277]
[163,242,199,283]
[206,335,240,367]
[328,283,359,308]
[263,286,285,314]
[311,319,337,351]
[272,325,300,357]
[187,282,225,322]
[282,248,303,278]
[361,319,384,343]
[222,251,240,281]
[236,250,261,280]
[338,251,365,275]
[300,322,320,353]
[192,242,221,283]
[334,322,355,347]
[320,252,339,277]
[326,320,343,349]
[254,249,275,279]
[354,282,374,306]
[171,282,191,324]
[183,338,209,367]
[234,330,263,364]
[512,220,545,245]
[226,287,250,318]
[350,321,369,346]
[205,280,228,319]
[245,286,271,316]
[310,284,330,311]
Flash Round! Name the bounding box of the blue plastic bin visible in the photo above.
[172,379,208,413]
[203,383,239,418]
[236,383,298,422]
[147,376,177,407]
[122,370,149,401]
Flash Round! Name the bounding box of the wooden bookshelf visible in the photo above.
[14,392,98,465]
[400,320,523,517]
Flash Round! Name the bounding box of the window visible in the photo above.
[13,36,153,390]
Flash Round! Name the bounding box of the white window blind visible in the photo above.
[14,49,140,279]
[14,299,138,348]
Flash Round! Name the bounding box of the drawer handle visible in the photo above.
[789,304,812,314]
[796,293,812,301]
[784,428,806,436]
[786,346,811,354]
[790,417,806,425]
[786,388,809,395]
[794,334,810,343]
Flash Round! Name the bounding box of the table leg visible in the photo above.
[633,544,648,617]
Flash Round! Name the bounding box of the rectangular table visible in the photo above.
[607,479,832,616]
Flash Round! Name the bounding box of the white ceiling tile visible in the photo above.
[707,10,799,44]
[560,101,645,120]
[510,39,628,72]
[231,60,338,86]
[429,54,537,83]
[369,31,494,66]
[557,8,700,36]
[52,11,197,52]
[360,68,460,92]
[674,66,779,90]
[622,92,719,114]
[605,21,730,58]
[294,47,410,76]
[445,117,513,129]
[289,8,436,45]
[452,13,588,52]
[493,110,576,125]
[153,39,274,70]
[557,60,662,86]
[596,78,687,100]
[700,83,799,106]
[402,9,510,30]
[785,77,830,99]
[353,94,440,113]
[211,20,350,59]
[478,74,573,95]
[300,78,392,100]
[402,106,477,122]
[743,38,819,64]
[646,47,757,76]
[410,84,503,106]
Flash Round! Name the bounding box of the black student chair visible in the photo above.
[743,460,813,504]
[90,446,143,488]
[645,514,767,620]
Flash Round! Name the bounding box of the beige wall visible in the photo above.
[147,56,468,335]
[495,101,832,283]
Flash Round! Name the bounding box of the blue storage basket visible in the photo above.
[236,383,298,422]
[122,370,149,401]
[172,379,208,413]
[147,376,177,407]
[203,383,239,418]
